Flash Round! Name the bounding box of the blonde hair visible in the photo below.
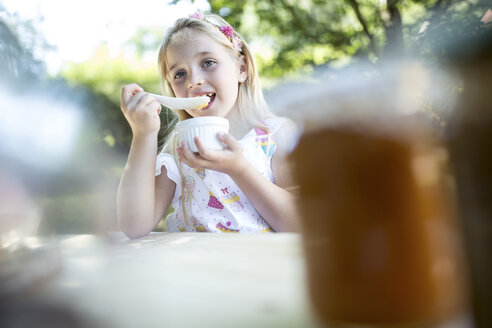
[157,14,274,227]
[158,14,273,149]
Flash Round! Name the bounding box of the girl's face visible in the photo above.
[166,32,246,119]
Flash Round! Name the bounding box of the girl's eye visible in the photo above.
[203,60,216,68]
[174,71,185,80]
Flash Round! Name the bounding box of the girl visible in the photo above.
[117,13,299,238]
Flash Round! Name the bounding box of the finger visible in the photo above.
[176,144,192,165]
[138,94,157,107]
[218,132,241,152]
[141,95,163,116]
[145,100,161,115]
[127,91,147,110]
[121,83,143,105]
[179,141,205,168]
[194,137,216,160]
[176,145,188,164]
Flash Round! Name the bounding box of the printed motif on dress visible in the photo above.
[219,186,244,212]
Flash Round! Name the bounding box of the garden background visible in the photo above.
[0,0,489,235]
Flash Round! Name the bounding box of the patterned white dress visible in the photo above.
[155,117,295,233]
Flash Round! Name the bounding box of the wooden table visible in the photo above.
[1,232,320,328]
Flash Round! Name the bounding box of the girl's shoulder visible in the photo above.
[253,116,297,136]
[264,116,290,133]
[254,116,300,153]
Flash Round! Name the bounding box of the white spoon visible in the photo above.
[147,93,210,111]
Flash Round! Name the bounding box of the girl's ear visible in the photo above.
[238,55,247,83]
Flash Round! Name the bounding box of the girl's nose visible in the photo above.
[187,73,204,89]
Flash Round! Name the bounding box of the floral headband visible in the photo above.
[189,12,243,53]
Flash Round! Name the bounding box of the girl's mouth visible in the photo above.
[203,93,215,110]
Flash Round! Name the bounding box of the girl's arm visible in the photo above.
[117,84,176,238]
[177,121,300,232]
[228,143,300,232]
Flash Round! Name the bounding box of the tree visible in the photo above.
[55,1,492,153]
[185,0,491,76]
[0,6,47,85]
[60,33,173,152]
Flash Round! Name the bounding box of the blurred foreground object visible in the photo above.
[286,62,469,327]
[0,170,62,322]
[0,170,40,248]
[446,28,492,328]
[2,233,316,328]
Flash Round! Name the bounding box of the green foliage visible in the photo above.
[60,42,171,151]
[202,0,491,76]
[61,44,162,106]
[56,0,491,155]
[0,6,49,83]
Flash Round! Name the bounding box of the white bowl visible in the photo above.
[176,117,229,152]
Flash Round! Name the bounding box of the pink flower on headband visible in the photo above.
[219,25,234,39]
[220,25,243,51]
[189,12,204,20]
[188,13,243,52]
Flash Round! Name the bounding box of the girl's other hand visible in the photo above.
[120,83,162,136]
[177,132,246,176]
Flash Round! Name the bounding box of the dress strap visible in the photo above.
[263,116,300,154]
[257,117,290,135]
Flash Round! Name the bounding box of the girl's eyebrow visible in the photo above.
[196,51,214,57]
[168,61,181,73]
[169,51,215,72]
